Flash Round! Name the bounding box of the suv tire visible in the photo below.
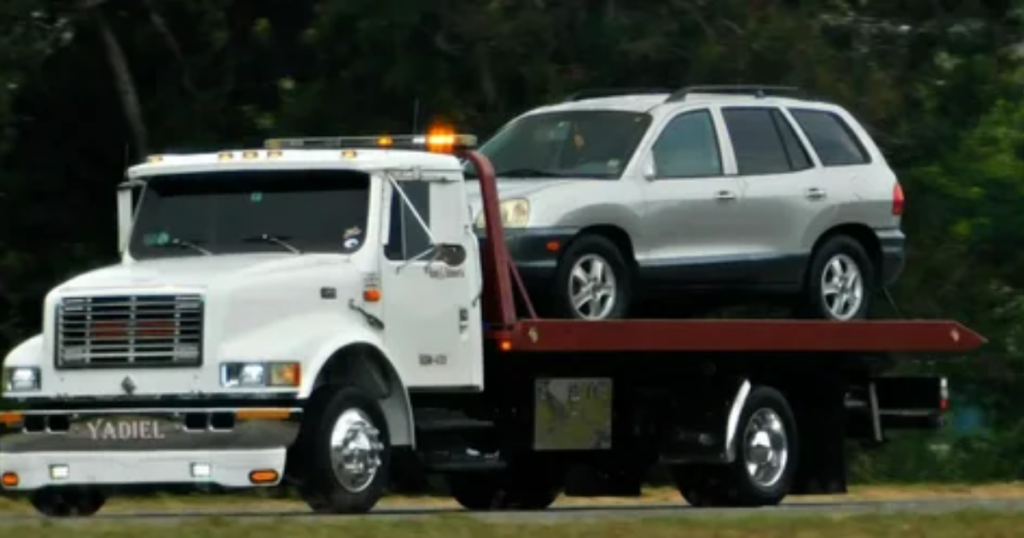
[552,234,631,320]
[800,235,874,321]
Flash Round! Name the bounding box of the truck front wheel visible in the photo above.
[30,487,106,517]
[672,385,799,508]
[447,460,564,510]
[297,386,390,514]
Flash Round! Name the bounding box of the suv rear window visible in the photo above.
[789,109,870,166]
[721,108,793,175]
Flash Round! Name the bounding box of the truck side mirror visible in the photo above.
[117,180,143,255]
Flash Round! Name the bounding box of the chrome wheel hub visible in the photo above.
[743,408,788,489]
[329,408,384,493]
[820,253,863,320]
[568,254,617,319]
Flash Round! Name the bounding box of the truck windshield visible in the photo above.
[129,169,370,259]
[471,110,652,180]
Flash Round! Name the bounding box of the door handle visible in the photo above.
[714,190,737,202]
[805,187,827,200]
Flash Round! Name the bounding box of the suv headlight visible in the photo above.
[474,198,530,229]
[221,362,300,388]
[3,367,41,393]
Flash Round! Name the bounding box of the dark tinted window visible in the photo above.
[385,181,432,261]
[651,110,722,178]
[475,110,652,179]
[130,170,370,260]
[721,108,792,175]
[771,109,812,171]
[789,109,870,166]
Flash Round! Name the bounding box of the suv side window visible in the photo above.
[721,107,793,175]
[651,109,722,178]
[771,109,812,171]
[788,109,870,166]
[384,181,433,261]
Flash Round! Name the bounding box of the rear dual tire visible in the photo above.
[672,385,799,508]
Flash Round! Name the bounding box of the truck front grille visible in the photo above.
[56,294,204,368]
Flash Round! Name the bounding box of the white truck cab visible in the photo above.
[1,132,486,515]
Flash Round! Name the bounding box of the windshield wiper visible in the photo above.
[152,237,213,256]
[494,168,568,178]
[243,233,302,254]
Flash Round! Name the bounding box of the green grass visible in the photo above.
[3,511,1024,537]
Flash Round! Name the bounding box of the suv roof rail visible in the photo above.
[562,87,672,102]
[664,85,805,103]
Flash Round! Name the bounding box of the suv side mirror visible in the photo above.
[642,152,658,180]
[117,180,143,255]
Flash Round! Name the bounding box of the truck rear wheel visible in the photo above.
[30,487,106,517]
[673,385,799,507]
[297,386,390,514]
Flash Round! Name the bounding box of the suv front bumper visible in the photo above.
[0,406,301,492]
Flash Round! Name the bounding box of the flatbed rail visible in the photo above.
[491,319,985,353]
[459,148,987,355]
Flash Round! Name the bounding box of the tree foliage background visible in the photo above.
[1,0,1023,484]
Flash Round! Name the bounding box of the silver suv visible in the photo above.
[465,86,906,321]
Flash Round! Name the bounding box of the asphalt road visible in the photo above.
[2,498,1024,525]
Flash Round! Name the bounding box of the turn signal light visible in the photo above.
[249,470,279,484]
[1,472,18,487]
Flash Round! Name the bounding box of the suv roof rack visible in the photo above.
[664,85,805,103]
[562,87,672,102]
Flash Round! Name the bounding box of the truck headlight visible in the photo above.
[221,362,300,388]
[474,198,530,229]
[3,367,41,392]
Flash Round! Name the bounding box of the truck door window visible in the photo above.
[384,181,432,261]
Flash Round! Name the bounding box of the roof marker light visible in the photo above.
[264,131,477,154]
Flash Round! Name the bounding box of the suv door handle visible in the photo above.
[805,187,827,200]
[714,190,737,202]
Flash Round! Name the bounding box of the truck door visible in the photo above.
[379,174,483,390]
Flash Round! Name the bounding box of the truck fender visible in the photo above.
[3,334,43,367]
[303,332,415,448]
[724,379,752,463]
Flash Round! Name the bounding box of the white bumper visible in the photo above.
[1,448,286,491]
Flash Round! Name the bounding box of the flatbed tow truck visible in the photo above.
[0,131,985,516]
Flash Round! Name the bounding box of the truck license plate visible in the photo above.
[73,417,171,441]
[533,377,613,451]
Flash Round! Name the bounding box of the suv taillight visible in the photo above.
[892,182,904,216]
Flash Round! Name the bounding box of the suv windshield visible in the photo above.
[472,110,652,179]
[129,169,370,260]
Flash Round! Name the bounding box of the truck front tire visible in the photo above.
[673,385,799,508]
[447,459,565,510]
[30,487,106,517]
[297,386,391,514]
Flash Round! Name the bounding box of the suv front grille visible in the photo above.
[56,294,204,368]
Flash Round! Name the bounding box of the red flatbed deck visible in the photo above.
[492,319,985,353]
[461,149,987,356]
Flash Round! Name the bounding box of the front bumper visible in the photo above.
[478,226,579,283]
[0,406,301,491]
